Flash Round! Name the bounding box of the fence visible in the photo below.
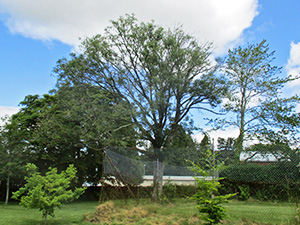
[102,146,300,224]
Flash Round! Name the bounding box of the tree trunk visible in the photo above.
[152,158,164,202]
[44,210,48,225]
[235,102,246,163]
[4,175,9,205]
[235,133,244,162]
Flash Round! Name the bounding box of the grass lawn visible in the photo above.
[0,199,298,225]
[0,201,99,225]
[224,200,298,225]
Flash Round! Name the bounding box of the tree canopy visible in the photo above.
[55,14,226,151]
[214,40,300,161]
[54,14,226,201]
[3,15,300,205]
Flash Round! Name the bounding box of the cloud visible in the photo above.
[286,42,300,85]
[193,127,239,144]
[0,106,19,117]
[0,0,258,54]
[284,41,300,98]
[0,106,19,125]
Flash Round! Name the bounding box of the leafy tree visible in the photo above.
[54,82,137,149]
[5,88,136,186]
[54,15,226,201]
[217,137,235,152]
[4,94,82,178]
[42,84,137,184]
[215,40,299,161]
[4,94,56,171]
[200,133,211,148]
[156,125,203,167]
[0,116,28,205]
[243,143,299,163]
[12,164,85,225]
[255,97,300,145]
[216,137,235,165]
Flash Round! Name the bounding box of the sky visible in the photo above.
[0,0,300,140]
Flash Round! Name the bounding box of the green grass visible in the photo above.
[224,200,298,225]
[0,199,298,225]
[0,201,99,225]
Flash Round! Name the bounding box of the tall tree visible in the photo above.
[54,15,226,201]
[6,88,136,186]
[51,82,137,184]
[215,40,299,161]
[0,117,28,205]
[217,137,235,165]
[255,97,300,145]
[5,94,66,173]
[162,125,204,168]
[199,133,211,148]
[242,143,300,168]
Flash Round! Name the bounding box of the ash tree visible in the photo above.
[213,40,300,162]
[54,14,226,202]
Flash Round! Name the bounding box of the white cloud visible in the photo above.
[193,127,239,145]
[286,41,300,86]
[0,0,258,54]
[0,106,19,125]
[0,106,19,117]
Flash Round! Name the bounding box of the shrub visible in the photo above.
[190,150,236,224]
[237,185,250,201]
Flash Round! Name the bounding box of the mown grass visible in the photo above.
[223,200,298,225]
[85,198,299,225]
[0,201,99,225]
[0,199,298,225]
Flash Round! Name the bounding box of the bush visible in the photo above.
[220,162,300,184]
[219,165,300,202]
[237,185,250,201]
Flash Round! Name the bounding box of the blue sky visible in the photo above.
[0,0,300,139]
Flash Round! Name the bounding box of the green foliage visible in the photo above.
[213,40,300,161]
[161,180,177,203]
[200,134,211,148]
[4,86,137,186]
[0,116,28,204]
[54,14,226,149]
[220,161,300,184]
[190,149,236,224]
[54,14,226,201]
[237,185,250,201]
[257,96,300,144]
[219,158,300,202]
[244,143,293,161]
[12,163,85,224]
[196,194,234,224]
[216,137,235,165]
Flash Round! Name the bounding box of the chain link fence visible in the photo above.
[102,145,300,224]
